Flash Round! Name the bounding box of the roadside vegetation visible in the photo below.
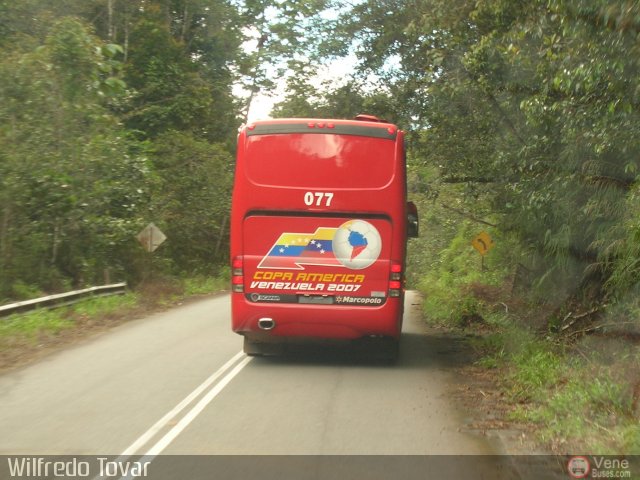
[322,0,640,455]
[0,274,228,371]
[409,200,640,454]
[0,0,328,303]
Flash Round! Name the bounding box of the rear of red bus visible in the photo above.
[230,116,410,358]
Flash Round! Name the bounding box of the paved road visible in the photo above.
[0,291,536,478]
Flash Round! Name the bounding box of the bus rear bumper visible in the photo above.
[231,295,403,341]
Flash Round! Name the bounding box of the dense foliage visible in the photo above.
[3,0,638,453]
[0,0,334,300]
[275,0,640,317]
[2,0,640,319]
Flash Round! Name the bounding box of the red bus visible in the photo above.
[230,115,418,359]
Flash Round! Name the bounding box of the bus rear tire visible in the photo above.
[381,338,399,364]
[361,336,399,363]
[243,337,282,356]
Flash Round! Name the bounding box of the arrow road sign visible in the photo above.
[471,231,494,256]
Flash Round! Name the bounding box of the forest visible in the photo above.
[1,0,639,315]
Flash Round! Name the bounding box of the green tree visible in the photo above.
[122,6,215,139]
[0,0,248,297]
[0,18,148,296]
[149,132,232,272]
[272,77,400,122]
[236,0,337,120]
[330,0,640,307]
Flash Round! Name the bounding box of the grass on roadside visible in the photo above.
[410,174,640,454]
[183,272,229,296]
[0,308,76,341]
[0,273,230,369]
[466,314,640,454]
[0,292,140,345]
[416,219,640,454]
[416,222,509,327]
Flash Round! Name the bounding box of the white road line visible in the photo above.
[98,352,251,480]
[145,355,252,456]
[121,350,247,456]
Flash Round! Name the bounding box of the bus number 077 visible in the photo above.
[304,192,334,207]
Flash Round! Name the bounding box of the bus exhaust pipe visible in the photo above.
[258,318,275,331]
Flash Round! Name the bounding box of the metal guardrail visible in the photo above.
[0,283,127,318]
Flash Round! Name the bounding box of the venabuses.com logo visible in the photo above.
[568,457,590,479]
[258,220,381,270]
[567,456,633,479]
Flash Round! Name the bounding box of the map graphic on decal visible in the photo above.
[333,220,382,269]
[258,220,382,270]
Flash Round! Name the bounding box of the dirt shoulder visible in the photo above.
[433,328,577,479]
[452,359,545,454]
[426,327,545,454]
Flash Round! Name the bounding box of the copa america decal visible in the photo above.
[258,220,382,270]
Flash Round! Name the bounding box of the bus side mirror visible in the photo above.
[407,201,419,238]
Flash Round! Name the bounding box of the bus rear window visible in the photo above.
[244,133,396,189]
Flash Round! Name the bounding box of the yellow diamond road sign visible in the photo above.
[471,231,494,256]
[137,223,167,252]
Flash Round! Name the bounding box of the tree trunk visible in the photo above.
[181,5,189,43]
[243,33,269,122]
[214,214,228,261]
[107,0,114,41]
[124,4,130,63]
[0,204,12,294]
[51,220,60,266]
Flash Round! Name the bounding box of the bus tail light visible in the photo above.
[389,263,403,297]
[390,263,402,280]
[232,256,244,293]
